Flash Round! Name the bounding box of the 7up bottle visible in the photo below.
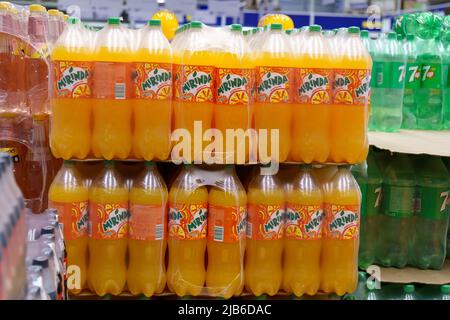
[442,29,450,129]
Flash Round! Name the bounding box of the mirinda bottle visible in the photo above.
[173,21,214,162]
[167,164,208,296]
[291,25,332,163]
[132,19,172,161]
[88,160,129,296]
[206,165,247,298]
[127,162,167,297]
[214,24,253,164]
[283,165,323,297]
[321,166,361,296]
[330,27,371,163]
[254,23,294,163]
[48,160,89,294]
[91,17,132,159]
[50,17,92,159]
[245,166,285,296]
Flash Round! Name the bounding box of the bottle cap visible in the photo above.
[231,24,242,32]
[406,33,415,41]
[387,32,397,39]
[348,26,360,34]
[190,21,202,29]
[148,19,161,27]
[32,256,49,268]
[252,27,259,34]
[309,24,322,32]
[67,17,79,25]
[270,23,282,30]
[29,4,46,13]
[397,33,405,41]
[107,17,121,25]
[145,161,155,167]
[360,30,369,38]
[48,9,59,16]
[403,284,415,293]
[104,160,114,166]
[285,29,293,35]
[441,285,450,294]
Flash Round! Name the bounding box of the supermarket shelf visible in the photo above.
[368,130,450,157]
[374,260,450,285]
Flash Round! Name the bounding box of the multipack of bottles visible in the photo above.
[0,2,65,213]
[366,12,450,131]
[48,161,361,298]
[0,153,26,300]
[353,149,450,270]
[50,17,371,164]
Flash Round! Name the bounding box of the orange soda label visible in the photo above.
[133,62,172,100]
[285,203,324,240]
[247,204,284,240]
[48,201,89,240]
[174,64,214,102]
[168,203,208,240]
[207,205,246,243]
[89,203,129,239]
[52,61,92,99]
[333,69,371,105]
[324,204,360,240]
[216,68,252,105]
[129,203,167,241]
[255,66,294,103]
[294,68,332,104]
[92,62,132,100]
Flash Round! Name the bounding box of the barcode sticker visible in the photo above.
[115,83,126,100]
[214,226,224,242]
[155,224,164,241]
[246,222,252,238]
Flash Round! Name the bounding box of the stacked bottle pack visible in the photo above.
[0,153,26,300]
[353,149,450,270]
[50,17,371,164]
[48,161,361,298]
[25,208,66,300]
[366,12,450,131]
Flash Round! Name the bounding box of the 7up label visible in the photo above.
[247,203,284,240]
[168,203,208,240]
[324,204,360,240]
[52,61,92,99]
[89,203,129,239]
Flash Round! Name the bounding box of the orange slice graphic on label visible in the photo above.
[195,87,213,102]
[285,224,302,238]
[72,83,91,98]
[157,84,172,100]
[229,90,249,105]
[117,224,128,238]
[334,90,353,104]
[311,90,330,104]
[343,225,357,239]
[169,224,186,239]
[269,88,289,103]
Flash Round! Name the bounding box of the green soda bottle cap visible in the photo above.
[397,34,405,40]
[190,21,202,29]
[104,160,114,166]
[270,23,282,30]
[252,27,259,34]
[230,24,242,32]
[63,160,74,164]
[406,33,415,41]
[107,17,121,25]
[68,17,79,25]
[360,30,369,38]
[145,161,155,167]
[285,29,293,35]
[148,19,161,27]
[387,32,397,39]
[403,284,415,293]
[309,24,322,32]
[441,285,450,294]
[348,26,360,34]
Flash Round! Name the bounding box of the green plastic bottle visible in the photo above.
[442,30,450,129]
[401,284,417,300]
[401,34,420,129]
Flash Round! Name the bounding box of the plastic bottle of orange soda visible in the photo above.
[127,161,167,297]
[132,19,172,161]
[283,164,323,297]
[245,165,285,296]
[321,165,361,296]
[254,23,294,163]
[167,164,208,296]
[206,165,247,298]
[88,160,129,296]
[173,21,214,162]
[330,27,372,163]
[291,25,332,163]
[50,17,92,159]
[214,24,253,164]
[48,160,88,294]
[91,17,133,160]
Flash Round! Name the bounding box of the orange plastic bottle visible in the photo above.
[214,24,253,164]
[91,17,132,159]
[167,164,208,296]
[254,23,294,163]
[291,25,332,163]
[321,166,361,296]
[173,21,214,162]
[132,19,172,161]
[48,160,89,294]
[283,165,323,296]
[127,162,167,297]
[88,160,129,296]
[50,17,92,159]
[245,166,285,296]
[206,165,247,298]
[329,27,371,163]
